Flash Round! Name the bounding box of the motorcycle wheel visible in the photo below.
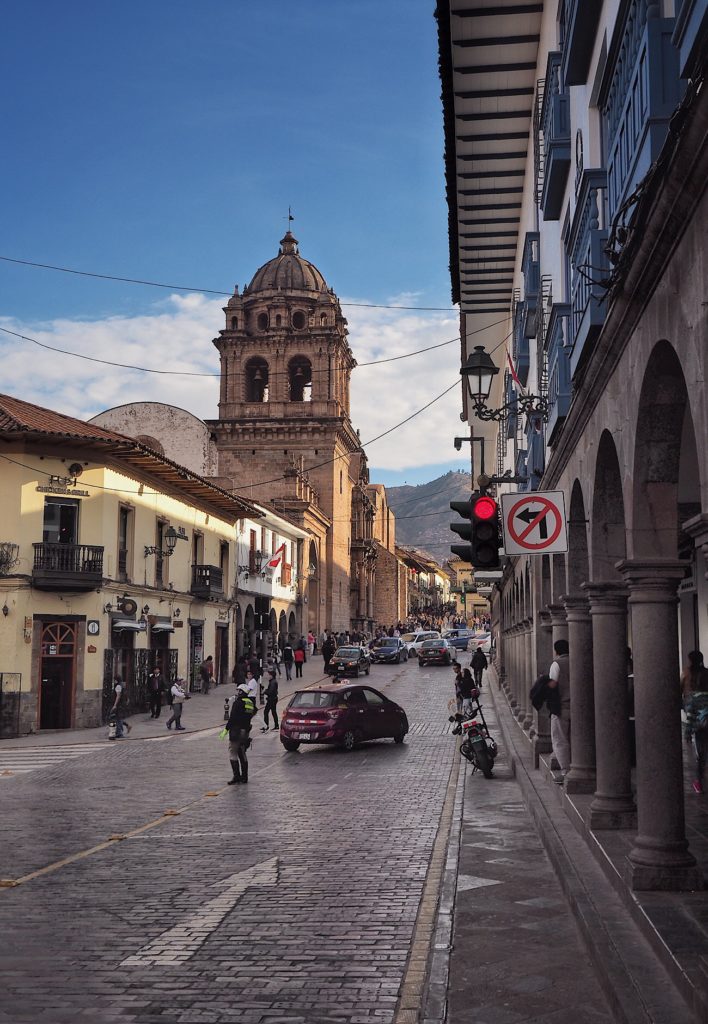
[475,743,494,778]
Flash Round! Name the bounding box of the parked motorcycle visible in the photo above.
[449,695,498,778]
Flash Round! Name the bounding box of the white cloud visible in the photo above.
[0,293,463,471]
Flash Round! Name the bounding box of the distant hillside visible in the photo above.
[387,470,473,564]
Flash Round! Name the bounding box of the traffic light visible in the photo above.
[470,493,500,569]
[450,499,474,562]
[450,493,501,568]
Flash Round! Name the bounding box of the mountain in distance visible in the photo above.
[386,470,473,564]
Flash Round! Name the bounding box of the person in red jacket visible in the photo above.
[294,641,306,679]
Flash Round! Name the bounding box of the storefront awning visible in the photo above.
[150,622,175,633]
[112,619,146,632]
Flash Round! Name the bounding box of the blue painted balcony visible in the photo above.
[561,0,602,87]
[515,449,528,491]
[544,303,572,445]
[540,53,571,221]
[673,0,708,78]
[504,374,517,441]
[568,170,609,377]
[523,420,546,492]
[512,302,530,388]
[601,5,682,223]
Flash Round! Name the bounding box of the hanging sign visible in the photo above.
[501,491,568,555]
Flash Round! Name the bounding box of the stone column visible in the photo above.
[548,604,568,646]
[583,582,636,829]
[618,559,702,891]
[561,595,596,794]
[508,626,519,712]
[532,610,553,763]
[518,619,533,730]
[525,621,536,736]
[513,625,524,719]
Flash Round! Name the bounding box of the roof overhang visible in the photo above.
[437,0,542,315]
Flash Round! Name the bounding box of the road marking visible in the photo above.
[456,874,502,891]
[121,857,279,967]
[0,743,109,777]
[326,783,338,791]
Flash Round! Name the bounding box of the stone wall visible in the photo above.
[89,403,218,477]
[373,543,405,628]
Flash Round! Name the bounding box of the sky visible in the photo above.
[1,0,471,487]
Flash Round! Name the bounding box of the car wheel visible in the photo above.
[418,659,425,668]
[341,729,358,752]
[354,667,359,678]
[395,654,401,664]
[393,726,406,744]
[365,664,370,675]
[281,739,300,752]
[403,650,408,662]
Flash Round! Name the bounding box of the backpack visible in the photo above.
[695,706,708,730]
[529,674,550,711]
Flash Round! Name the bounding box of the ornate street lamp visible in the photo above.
[460,345,548,421]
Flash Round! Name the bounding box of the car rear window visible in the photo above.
[336,648,360,657]
[375,639,397,647]
[422,639,444,648]
[290,691,337,708]
[401,633,416,642]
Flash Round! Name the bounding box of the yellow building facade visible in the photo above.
[0,394,258,737]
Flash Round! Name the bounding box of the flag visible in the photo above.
[268,543,286,569]
[506,348,525,392]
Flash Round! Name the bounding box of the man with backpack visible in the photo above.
[261,669,279,732]
[471,647,488,687]
[226,683,257,785]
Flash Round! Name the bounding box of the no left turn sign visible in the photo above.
[500,490,568,555]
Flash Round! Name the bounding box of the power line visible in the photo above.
[0,254,457,311]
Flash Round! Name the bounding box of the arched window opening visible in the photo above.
[245,357,269,403]
[288,356,312,402]
[135,435,165,456]
[257,312,268,331]
[292,310,306,330]
[230,316,238,330]
[320,313,327,326]
[275,314,282,327]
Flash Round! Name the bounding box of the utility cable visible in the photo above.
[0,254,457,311]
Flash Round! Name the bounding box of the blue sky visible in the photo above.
[2,0,470,486]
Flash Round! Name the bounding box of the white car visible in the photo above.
[400,630,442,657]
[470,632,492,656]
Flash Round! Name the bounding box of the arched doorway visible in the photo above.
[278,610,287,652]
[288,611,297,644]
[244,604,256,658]
[623,340,702,889]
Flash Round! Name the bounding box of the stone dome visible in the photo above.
[245,232,329,295]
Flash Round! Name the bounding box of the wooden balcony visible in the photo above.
[191,564,224,600]
[32,543,104,591]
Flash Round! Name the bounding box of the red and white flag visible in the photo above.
[506,348,525,393]
[268,543,286,569]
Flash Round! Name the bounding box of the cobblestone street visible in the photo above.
[0,659,617,1024]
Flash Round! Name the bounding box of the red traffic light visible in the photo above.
[472,495,497,521]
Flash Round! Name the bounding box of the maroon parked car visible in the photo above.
[280,683,409,752]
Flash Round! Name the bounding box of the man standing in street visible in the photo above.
[166,677,188,731]
[282,640,294,681]
[471,647,488,687]
[199,655,214,694]
[111,676,131,738]
[548,639,571,781]
[322,631,336,675]
[261,668,279,732]
[294,640,306,679]
[148,667,164,719]
[226,683,257,784]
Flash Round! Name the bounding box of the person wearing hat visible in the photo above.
[226,683,257,784]
[261,668,279,732]
[166,677,188,731]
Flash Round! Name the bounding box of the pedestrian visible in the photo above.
[459,668,476,716]
[282,640,294,681]
[166,677,188,731]
[261,669,279,732]
[547,639,571,782]
[307,630,315,656]
[244,669,258,702]
[232,655,247,688]
[471,647,488,687]
[322,632,336,674]
[452,661,463,714]
[294,642,306,679]
[682,650,708,794]
[148,667,164,719]
[226,683,257,785]
[111,676,131,738]
[270,646,282,676]
[199,655,214,694]
[248,653,261,681]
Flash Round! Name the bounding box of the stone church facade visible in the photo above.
[93,231,403,636]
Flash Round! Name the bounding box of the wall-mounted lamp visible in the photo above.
[461,346,548,421]
[144,525,179,559]
[2,604,8,617]
[142,604,150,615]
[173,608,181,618]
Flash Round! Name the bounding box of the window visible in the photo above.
[260,526,266,553]
[276,314,282,327]
[339,470,343,495]
[155,520,167,587]
[363,689,384,706]
[245,357,269,402]
[118,506,133,581]
[231,316,238,330]
[219,541,229,591]
[292,310,306,330]
[257,312,268,330]
[288,356,312,402]
[43,497,79,545]
[192,531,204,566]
[249,529,257,573]
[135,434,165,455]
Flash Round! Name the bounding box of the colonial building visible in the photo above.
[367,484,409,627]
[0,393,259,736]
[438,0,708,896]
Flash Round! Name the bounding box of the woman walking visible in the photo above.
[682,650,708,794]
